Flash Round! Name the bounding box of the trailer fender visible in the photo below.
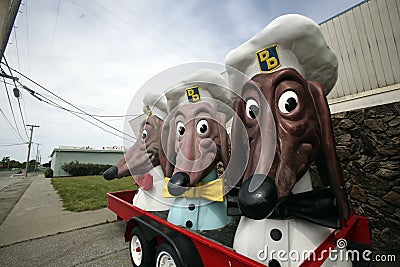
[125,216,203,267]
[125,217,159,243]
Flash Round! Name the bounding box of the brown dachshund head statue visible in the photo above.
[161,69,233,196]
[230,68,349,221]
[224,14,350,224]
[103,115,165,180]
[161,102,229,195]
[104,93,168,180]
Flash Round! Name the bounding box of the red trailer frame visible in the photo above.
[107,190,370,267]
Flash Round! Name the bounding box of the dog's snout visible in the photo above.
[168,172,190,196]
[103,165,119,180]
[238,174,278,220]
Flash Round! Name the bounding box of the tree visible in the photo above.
[0,157,22,170]
[42,161,51,168]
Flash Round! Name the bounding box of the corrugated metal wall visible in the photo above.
[320,0,400,100]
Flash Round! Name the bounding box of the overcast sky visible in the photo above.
[1,0,364,162]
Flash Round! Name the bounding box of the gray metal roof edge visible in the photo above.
[50,148,124,156]
[319,0,369,25]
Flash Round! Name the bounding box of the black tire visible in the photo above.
[129,227,155,267]
[155,243,182,267]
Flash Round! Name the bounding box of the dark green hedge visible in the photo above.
[44,168,53,178]
[61,161,113,176]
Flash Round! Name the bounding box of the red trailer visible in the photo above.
[107,190,370,267]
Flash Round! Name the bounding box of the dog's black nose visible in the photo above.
[238,174,278,220]
[168,172,190,196]
[103,165,119,180]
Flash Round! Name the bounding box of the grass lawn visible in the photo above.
[51,175,136,212]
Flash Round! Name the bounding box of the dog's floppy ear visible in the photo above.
[157,120,169,177]
[216,112,229,168]
[309,81,350,220]
[225,98,248,187]
[159,117,176,178]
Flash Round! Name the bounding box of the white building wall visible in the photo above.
[319,0,400,113]
[51,149,123,177]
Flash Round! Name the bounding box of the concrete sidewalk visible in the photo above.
[0,174,116,247]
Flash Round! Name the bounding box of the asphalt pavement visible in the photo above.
[0,176,34,225]
[0,170,26,190]
[0,221,131,267]
[0,173,131,266]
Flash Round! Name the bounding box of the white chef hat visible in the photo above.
[165,69,234,118]
[225,14,338,96]
[142,93,168,120]
[129,93,168,138]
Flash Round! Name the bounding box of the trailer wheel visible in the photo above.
[130,227,155,267]
[156,243,182,267]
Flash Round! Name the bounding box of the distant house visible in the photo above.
[50,146,124,177]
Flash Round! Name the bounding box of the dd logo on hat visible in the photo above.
[186,86,201,103]
[256,44,280,72]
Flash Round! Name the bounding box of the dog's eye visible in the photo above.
[278,91,298,114]
[176,122,185,136]
[196,119,208,135]
[246,99,259,119]
[141,129,147,140]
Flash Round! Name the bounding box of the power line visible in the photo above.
[22,82,135,139]
[0,138,26,141]
[20,85,139,140]
[12,27,22,79]
[23,88,140,118]
[26,88,137,141]
[60,105,132,141]
[0,107,25,142]
[1,76,21,137]
[2,57,29,138]
[1,75,26,141]
[33,90,132,118]
[33,89,116,116]
[67,98,115,115]
[16,97,27,137]
[3,63,137,142]
[45,0,61,82]
[24,0,31,75]
[30,89,134,141]
[89,0,188,62]
[2,80,17,86]
[0,142,28,147]
[12,8,32,127]
[55,95,140,117]
[69,0,180,64]
[112,0,202,60]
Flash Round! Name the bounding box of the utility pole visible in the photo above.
[5,156,10,170]
[25,124,39,177]
[35,143,40,171]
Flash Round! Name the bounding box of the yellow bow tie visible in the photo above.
[162,177,225,202]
